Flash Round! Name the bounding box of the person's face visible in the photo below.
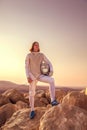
[33,43,39,52]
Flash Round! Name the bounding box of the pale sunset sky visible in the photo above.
[0,0,87,87]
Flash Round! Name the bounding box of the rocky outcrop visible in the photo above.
[55,89,68,102]
[45,89,68,103]
[34,90,49,107]
[39,104,87,130]
[62,90,87,110]
[34,97,49,107]
[16,101,29,110]
[0,103,17,127]
[35,90,46,98]
[0,94,10,107]
[1,107,47,130]
[0,88,87,130]
[2,89,28,104]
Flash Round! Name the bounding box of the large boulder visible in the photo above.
[23,93,29,100]
[34,97,48,107]
[45,89,68,103]
[40,97,49,105]
[39,104,87,130]
[24,90,49,107]
[34,89,49,107]
[62,90,87,110]
[1,107,47,130]
[0,94,10,107]
[0,103,17,127]
[24,91,49,107]
[2,89,28,104]
[55,89,68,102]
[35,90,46,98]
[16,101,29,110]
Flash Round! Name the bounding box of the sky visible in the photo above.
[0,0,87,87]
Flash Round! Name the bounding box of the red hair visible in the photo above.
[30,41,40,52]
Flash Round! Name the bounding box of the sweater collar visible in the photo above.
[32,52,39,55]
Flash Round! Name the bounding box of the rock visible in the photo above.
[40,97,49,105]
[24,93,29,99]
[34,97,47,107]
[45,90,51,103]
[1,107,47,130]
[80,89,85,94]
[45,89,68,103]
[24,90,49,107]
[0,94,10,107]
[33,90,49,107]
[55,89,68,103]
[62,91,87,110]
[2,89,27,104]
[39,104,87,130]
[1,88,87,130]
[16,101,29,110]
[0,103,17,127]
[35,90,46,98]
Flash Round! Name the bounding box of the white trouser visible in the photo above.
[29,75,55,111]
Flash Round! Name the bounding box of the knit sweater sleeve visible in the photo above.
[43,54,53,72]
[25,54,36,80]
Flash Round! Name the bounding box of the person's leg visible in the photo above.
[29,80,37,118]
[38,75,58,105]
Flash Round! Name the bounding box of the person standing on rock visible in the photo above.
[25,41,59,119]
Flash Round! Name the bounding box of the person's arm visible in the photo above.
[43,54,53,76]
[25,54,36,82]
